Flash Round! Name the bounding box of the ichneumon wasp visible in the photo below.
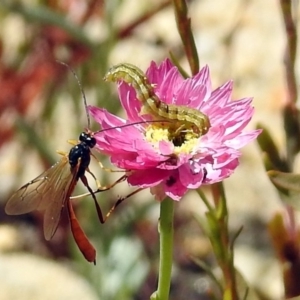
[5,62,127,264]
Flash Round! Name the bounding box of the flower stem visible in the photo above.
[151,197,175,300]
[200,183,239,299]
[172,0,199,75]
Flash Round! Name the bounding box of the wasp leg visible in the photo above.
[70,174,126,200]
[85,168,126,191]
[78,173,128,224]
[67,139,78,146]
[56,150,68,156]
[103,188,144,221]
[90,153,124,173]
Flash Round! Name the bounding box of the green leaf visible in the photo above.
[268,170,300,209]
[268,170,300,192]
[256,123,289,171]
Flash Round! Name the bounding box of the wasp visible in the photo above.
[5,63,126,264]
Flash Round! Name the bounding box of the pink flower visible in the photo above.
[89,59,261,201]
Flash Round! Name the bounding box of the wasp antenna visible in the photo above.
[94,119,171,134]
[57,61,91,129]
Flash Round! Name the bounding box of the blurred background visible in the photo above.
[0,0,294,299]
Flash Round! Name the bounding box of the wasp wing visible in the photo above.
[5,155,75,241]
[43,159,80,240]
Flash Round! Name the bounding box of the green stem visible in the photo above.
[211,183,238,300]
[279,0,300,164]
[172,0,199,75]
[151,198,175,300]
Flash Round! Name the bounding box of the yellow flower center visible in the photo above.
[144,124,199,155]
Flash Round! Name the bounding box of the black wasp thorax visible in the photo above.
[68,132,96,178]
